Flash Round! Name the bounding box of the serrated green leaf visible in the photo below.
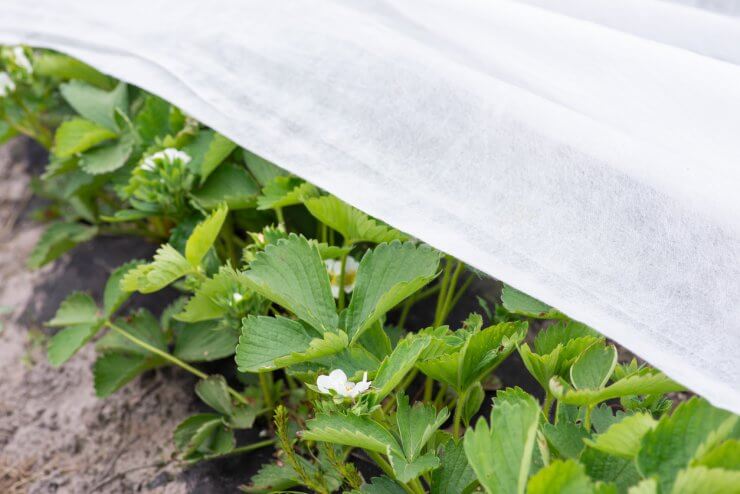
[176,266,250,322]
[134,95,173,144]
[192,162,260,210]
[637,398,738,493]
[534,321,599,355]
[464,388,541,494]
[541,422,589,459]
[628,478,658,494]
[388,451,440,483]
[371,335,431,402]
[60,81,127,131]
[526,460,594,494]
[358,321,393,360]
[550,371,683,407]
[245,462,300,493]
[47,292,99,327]
[101,209,155,223]
[185,204,228,267]
[584,413,656,459]
[501,284,563,319]
[103,260,143,317]
[395,394,449,461]
[519,344,561,391]
[195,375,233,416]
[243,234,337,333]
[173,321,238,362]
[431,440,477,494]
[28,221,98,269]
[463,383,485,427]
[79,136,133,174]
[694,439,740,470]
[302,412,402,455]
[274,331,348,369]
[93,352,160,397]
[120,244,194,293]
[305,195,407,245]
[581,447,640,492]
[355,476,407,494]
[243,149,287,186]
[257,176,318,210]
[33,52,113,88]
[48,323,101,366]
[570,343,617,390]
[345,241,439,341]
[173,413,235,460]
[670,467,740,494]
[174,413,221,451]
[459,322,527,390]
[182,130,237,182]
[106,309,168,355]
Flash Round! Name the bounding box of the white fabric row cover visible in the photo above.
[1,0,738,413]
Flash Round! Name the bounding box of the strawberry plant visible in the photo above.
[4,44,739,493]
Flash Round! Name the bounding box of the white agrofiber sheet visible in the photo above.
[1,0,739,412]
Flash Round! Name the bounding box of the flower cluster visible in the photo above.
[125,148,194,217]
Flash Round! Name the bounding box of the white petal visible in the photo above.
[344,256,360,273]
[343,281,355,294]
[330,284,340,298]
[316,374,334,394]
[328,369,348,384]
[324,259,340,275]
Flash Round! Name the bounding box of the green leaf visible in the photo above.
[99,309,167,356]
[463,383,485,426]
[53,118,116,157]
[431,440,477,494]
[60,81,128,131]
[584,413,657,459]
[670,467,740,494]
[79,136,134,174]
[28,221,98,269]
[358,321,393,360]
[302,412,402,455]
[388,451,440,483]
[47,292,98,327]
[345,241,440,341]
[103,260,143,317]
[304,195,407,245]
[243,149,287,185]
[243,234,338,333]
[395,394,449,461]
[637,398,739,493]
[526,460,594,494]
[134,95,174,144]
[533,321,599,355]
[581,448,640,492]
[192,162,260,210]
[176,266,250,322]
[33,52,113,88]
[183,130,237,182]
[273,331,348,369]
[464,388,541,494]
[541,422,589,459]
[173,413,235,460]
[570,343,617,390]
[245,462,300,493]
[173,321,238,362]
[500,284,563,319]
[694,439,740,470]
[371,335,431,402]
[459,322,527,390]
[185,204,228,267]
[257,176,318,210]
[550,371,683,407]
[48,323,101,366]
[195,375,233,416]
[93,352,160,397]
[628,479,658,494]
[355,476,407,494]
[120,244,194,293]
[101,209,155,223]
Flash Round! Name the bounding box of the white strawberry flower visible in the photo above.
[316,369,371,399]
[0,72,16,97]
[232,292,244,303]
[140,148,191,171]
[325,256,359,298]
[11,47,32,74]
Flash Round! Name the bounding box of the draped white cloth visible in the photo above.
[1,0,739,412]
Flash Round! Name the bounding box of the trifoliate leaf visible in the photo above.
[243,234,338,333]
[500,284,564,319]
[173,321,238,362]
[637,398,739,493]
[257,176,317,210]
[304,195,407,245]
[584,413,657,459]
[195,375,233,416]
[47,292,99,327]
[570,343,617,390]
[48,323,102,366]
[191,162,260,210]
[185,204,228,267]
[60,81,128,131]
[526,460,594,494]
[670,467,740,494]
[103,260,143,317]
[463,388,540,494]
[395,394,450,461]
[371,335,431,402]
[242,149,287,186]
[388,451,440,483]
[93,352,160,397]
[431,440,477,494]
[173,413,235,460]
[345,241,439,341]
[541,422,589,459]
[694,439,740,470]
[302,412,402,455]
[120,244,194,293]
[183,130,237,182]
[581,448,640,492]
[79,135,134,174]
[27,221,98,269]
[550,371,683,407]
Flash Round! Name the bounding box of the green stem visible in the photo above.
[207,438,276,459]
[543,391,554,423]
[453,387,470,438]
[440,262,464,321]
[259,371,275,411]
[397,294,415,331]
[583,405,593,432]
[275,207,285,226]
[433,258,453,326]
[444,274,474,322]
[367,452,416,494]
[423,377,434,402]
[432,383,449,408]
[107,321,249,406]
[337,252,348,311]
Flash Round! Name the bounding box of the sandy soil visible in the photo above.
[0,139,265,494]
